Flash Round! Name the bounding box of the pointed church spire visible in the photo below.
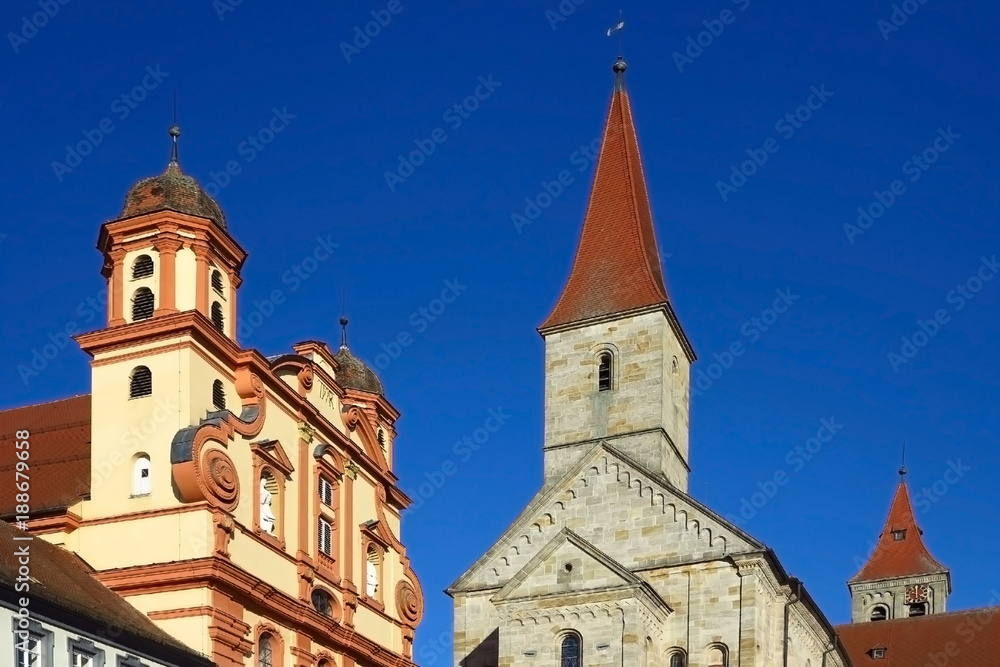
[540,58,674,334]
[850,477,949,584]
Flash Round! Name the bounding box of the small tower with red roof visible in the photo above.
[849,467,951,622]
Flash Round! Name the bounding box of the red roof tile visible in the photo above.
[851,480,949,583]
[0,520,212,664]
[0,396,91,517]
[837,607,1000,665]
[541,61,670,331]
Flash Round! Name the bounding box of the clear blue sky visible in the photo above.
[2,0,999,662]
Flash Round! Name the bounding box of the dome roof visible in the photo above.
[333,346,384,395]
[120,162,227,229]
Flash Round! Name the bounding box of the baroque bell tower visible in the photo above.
[538,58,696,491]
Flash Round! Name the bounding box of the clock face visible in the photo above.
[906,584,930,603]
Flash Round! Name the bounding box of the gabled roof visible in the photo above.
[0,395,91,517]
[0,521,213,666]
[448,440,764,594]
[851,478,949,584]
[540,59,673,332]
[492,527,671,620]
[836,607,1000,665]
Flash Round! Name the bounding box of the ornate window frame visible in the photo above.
[312,444,344,584]
[253,623,284,667]
[251,440,294,551]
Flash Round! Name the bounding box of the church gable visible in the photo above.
[493,529,647,603]
[451,443,761,592]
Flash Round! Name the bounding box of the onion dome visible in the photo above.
[118,124,227,229]
[332,316,384,395]
[333,345,384,396]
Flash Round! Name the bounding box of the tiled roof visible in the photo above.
[837,607,1000,665]
[333,345,384,395]
[0,396,91,517]
[851,480,949,583]
[120,162,227,229]
[541,60,670,330]
[0,520,212,665]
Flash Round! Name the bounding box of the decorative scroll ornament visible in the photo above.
[395,579,422,626]
[204,448,240,509]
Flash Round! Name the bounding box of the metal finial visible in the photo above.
[613,57,627,74]
[899,442,907,477]
[339,316,349,348]
[169,91,180,164]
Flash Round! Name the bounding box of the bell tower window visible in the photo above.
[132,287,155,321]
[132,254,154,279]
[211,269,224,294]
[211,301,225,333]
[212,380,226,410]
[870,605,888,622]
[129,366,152,399]
[597,352,613,391]
[908,602,927,617]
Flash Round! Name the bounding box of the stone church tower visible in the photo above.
[449,59,850,667]
[847,469,951,623]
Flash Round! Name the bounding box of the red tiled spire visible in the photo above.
[540,58,671,331]
[851,478,949,583]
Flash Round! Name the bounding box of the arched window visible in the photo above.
[908,602,927,617]
[377,428,386,450]
[707,645,728,667]
[132,455,151,496]
[132,287,155,321]
[643,637,653,667]
[597,352,612,391]
[129,366,152,398]
[318,661,332,667]
[213,380,226,410]
[211,269,224,294]
[211,301,225,333]
[669,651,687,667]
[870,604,889,621]
[560,634,581,667]
[132,254,154,279]
[259,471,278,535]
[257,633,273,667]
[366,544,381,598]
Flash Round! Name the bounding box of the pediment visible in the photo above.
[250,439,294,476]
[449,442,763,593]
[493,528,652,602]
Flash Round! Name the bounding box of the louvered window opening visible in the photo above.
[132,254,154,279]
[130,366,152,398]
[213,380,226,410]
[211,302,225,333]
[133,288,154,321]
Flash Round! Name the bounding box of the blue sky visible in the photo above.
[2,0,999,661]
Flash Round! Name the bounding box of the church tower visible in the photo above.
[539,57,696,492]
[848,469,951,623]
